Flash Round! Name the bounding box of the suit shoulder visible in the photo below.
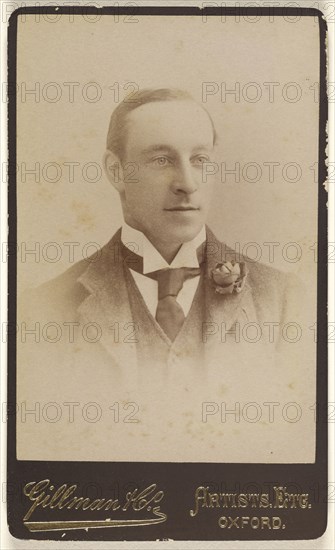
[19,258,90,321]
[37,257,90,298]
[244,258,304,323]
[19,231,122,320]
[245,256,302,294]
[245,259,289,293]
[21,231,120,295]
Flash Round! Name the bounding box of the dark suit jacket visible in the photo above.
[19,226,303,368]
[17,226,316,462]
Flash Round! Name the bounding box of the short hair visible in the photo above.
[106,88,217,160]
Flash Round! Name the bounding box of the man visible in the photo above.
[17,88,315,462]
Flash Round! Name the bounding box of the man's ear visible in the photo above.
[103,150,124,192]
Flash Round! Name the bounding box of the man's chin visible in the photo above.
[164,225,204,244]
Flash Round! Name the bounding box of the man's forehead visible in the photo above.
[125,99,214,150]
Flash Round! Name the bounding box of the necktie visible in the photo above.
[147,267,201,341]
[121,242,204,341]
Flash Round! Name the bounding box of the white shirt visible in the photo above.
[121,223,206,317]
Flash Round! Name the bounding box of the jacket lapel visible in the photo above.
[203,227,256,330]
[76,230,138,375]
[74,226,256,371]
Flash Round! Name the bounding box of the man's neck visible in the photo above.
[122,223,183,263]
[146,238,182,264]
[121,222,206,268]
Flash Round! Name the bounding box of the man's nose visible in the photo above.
[171,161,198,194]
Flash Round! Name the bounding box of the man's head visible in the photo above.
[104,88,218,256]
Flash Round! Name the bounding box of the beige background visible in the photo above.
[16,14,320,291]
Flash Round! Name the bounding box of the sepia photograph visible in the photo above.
[15,9,320,463]
[5,3,329,543]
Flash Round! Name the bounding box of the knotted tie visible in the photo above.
[147,267,201,341]
[121,242,204,341]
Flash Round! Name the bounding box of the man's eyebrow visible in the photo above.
[140,144,213,156]
[191,144,213,153]
[140,145,176,155]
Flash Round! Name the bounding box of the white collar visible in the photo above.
[121,222,206,274]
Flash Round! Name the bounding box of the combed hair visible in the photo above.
[106,88,217,160]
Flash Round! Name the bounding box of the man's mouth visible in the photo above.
[164,206,200,211]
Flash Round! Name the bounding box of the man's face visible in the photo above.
[120,100,216,247]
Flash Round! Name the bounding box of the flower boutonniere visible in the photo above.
[211,261,247,295]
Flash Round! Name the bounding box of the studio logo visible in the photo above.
[22,479,167,532]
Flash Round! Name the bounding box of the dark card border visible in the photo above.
[7,5,328,542]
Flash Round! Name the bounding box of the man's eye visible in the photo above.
[152,157,171,166]
[193,155,210,165]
